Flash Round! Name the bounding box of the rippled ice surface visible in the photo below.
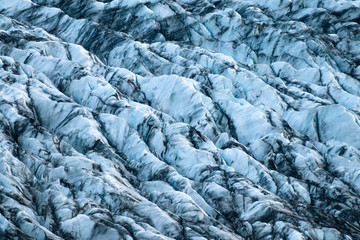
[0,0,360,239]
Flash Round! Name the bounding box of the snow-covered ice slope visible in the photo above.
[0,0,360,239]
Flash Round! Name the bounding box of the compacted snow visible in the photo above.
[0,0,360,239]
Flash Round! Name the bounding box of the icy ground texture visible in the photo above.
[0,0,360,239]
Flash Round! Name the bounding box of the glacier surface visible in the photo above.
[0,0,360,239]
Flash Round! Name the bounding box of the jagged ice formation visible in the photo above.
[1,0,360,239]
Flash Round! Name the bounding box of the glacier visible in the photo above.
[0,0,360,239]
